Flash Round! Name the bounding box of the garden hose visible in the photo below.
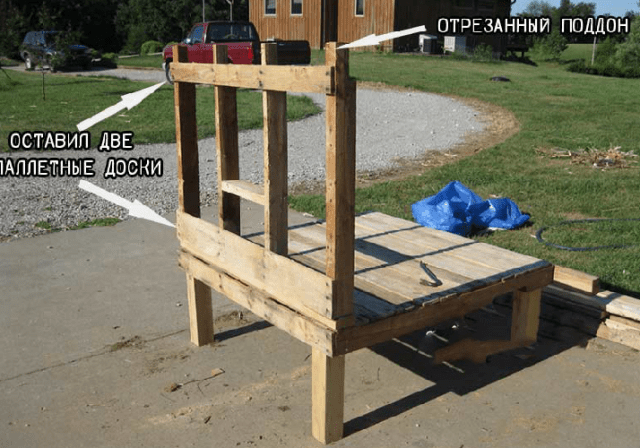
[535,218,640,251]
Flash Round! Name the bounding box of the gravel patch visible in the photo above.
[1,68,484,242]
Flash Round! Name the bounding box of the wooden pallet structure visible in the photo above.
[170,42,554,444]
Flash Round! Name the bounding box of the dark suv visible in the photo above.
[20,31,92,71]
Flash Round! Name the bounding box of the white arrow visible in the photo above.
[77,81,166,132]
[78,180,175,228]
[339,25,427,49]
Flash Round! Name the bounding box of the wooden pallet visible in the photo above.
[171,42,553,444]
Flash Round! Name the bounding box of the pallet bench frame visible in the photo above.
[171,42,553,444]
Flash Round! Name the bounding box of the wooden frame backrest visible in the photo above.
[172,42,356,329]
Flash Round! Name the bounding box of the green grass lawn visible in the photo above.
[0,70,320,149]
[290,51,640,296]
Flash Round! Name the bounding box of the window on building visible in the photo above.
[355,0,364,16]
[291,0,302,15]
[265,0,276,15]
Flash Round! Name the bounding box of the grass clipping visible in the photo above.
[537,146,638,169]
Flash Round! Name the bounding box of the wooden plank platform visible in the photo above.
[242,211,553,355]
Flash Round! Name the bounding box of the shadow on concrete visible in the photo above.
[343,303,591,438]
[215,320,273,343]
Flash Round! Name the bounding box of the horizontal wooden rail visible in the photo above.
[179,251,336,355]
[171,61,335,94]
[220,180,265,205]
[176,210,340,322]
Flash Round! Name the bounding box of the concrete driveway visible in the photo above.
[1,202,639,448]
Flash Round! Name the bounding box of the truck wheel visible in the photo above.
[165,61,174,84]
[24,54,33,70]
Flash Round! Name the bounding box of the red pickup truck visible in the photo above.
[163,21,311,83]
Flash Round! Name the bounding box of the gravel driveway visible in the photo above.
[1,67,484,242]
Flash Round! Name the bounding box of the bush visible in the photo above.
[613,17,640,68]
[595,37,618,65]
[566,19,640,79]
[140,40,164,55]
[566,56,640,78]
[531,29,568,60]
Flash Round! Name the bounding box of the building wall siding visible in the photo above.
[336,0,396,51]
[250,0,512,52]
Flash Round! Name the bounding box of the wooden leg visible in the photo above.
[312,348,345,444]
[511,288,542,344]
[186,273,213,346]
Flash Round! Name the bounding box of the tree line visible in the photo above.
[0,0,249,58]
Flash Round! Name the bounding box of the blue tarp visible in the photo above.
[411,181,529,236]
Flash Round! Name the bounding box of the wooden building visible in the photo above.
[250,0,513,53]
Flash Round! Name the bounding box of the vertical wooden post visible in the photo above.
[324,42,356,320]
[310,42,356,446]
[174,45,201,218]
[511,288,542,344]
[262,43,288,255]
[312,347,345,444]
[174,45,213,346]
[214,45,241,235]
[186,273,213,346]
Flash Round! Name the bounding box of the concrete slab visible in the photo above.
[1,205,639,448]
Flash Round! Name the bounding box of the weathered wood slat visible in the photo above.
[541,287,607,319]
[544,284,640,323]
[176,211,336,322]
[214,46,241,235]
[324,43,356,321]
[171,61,334,94]
[174,45,213,347]
[220,180,264,205]
[174,46,200,217]
[596,318,640,350]
[598,291,640,323]
[356,212,544,273]
[179,252,336,356]
[250,231,404,323]
[186,273,213,346]
[246,231,401,325]
[312,348,345,443]
[287,223,477,308]
[262,43,288,255]
[352,289,399,323]
[511,289,542,344]
[353,221,550,289]
[553,265,599,294]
